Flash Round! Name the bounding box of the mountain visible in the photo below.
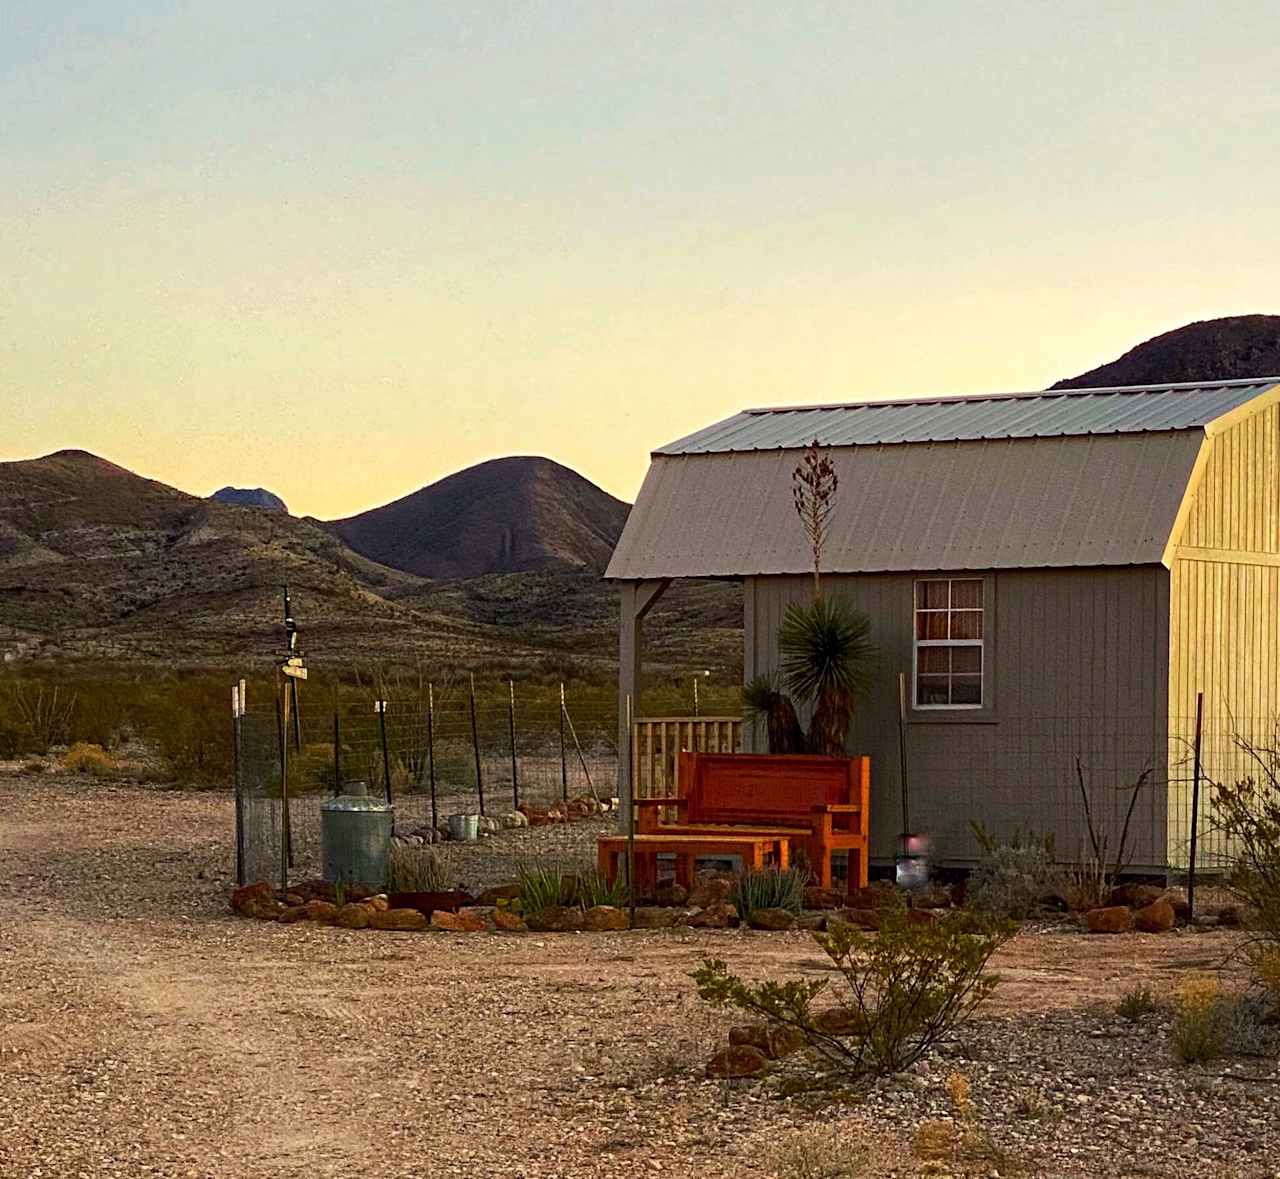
[1054,315,1280,389]
[210,486,288,513]
[330,456,631,579]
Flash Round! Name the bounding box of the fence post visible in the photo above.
[232,684,245,887]
[427,682,438,834]
[559,682,569,803]
[276,686,290,891]
[625,693,636,925]
[333,709,342,796]
[1188,692,1204,921]
[508,678,519,811]
[376,699,392,805]
[469,673,485,816]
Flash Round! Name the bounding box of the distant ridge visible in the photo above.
[1053,315,1280,389]
[330,456,631,579]
[210,486,288,513]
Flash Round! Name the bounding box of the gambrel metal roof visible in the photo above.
[657,379,1280,455]
[607,379,1280,579]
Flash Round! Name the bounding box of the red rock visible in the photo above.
[830,908,881,931]
[802,886,845,911]
[369,908,429,931]
[812,1007,867,1036]
[1108,884,1167,910]
[705,1044,768,1078]
[304,900,339,924]
[364,896,390,913]
[632,906,676,929]
[906,908,939,925]
[1134,898,1176,933]
[796,914,826,931]
[230,882,275,916]
[431,909,487,932]
[1085,906,1135,934]
[747,907,796,931]
[728,1023,804,1059]
[683,902,738,928]
[335,903,370,929]
[493,909,528,932]
[277,905,309,924]
[847,882,901,910]
[687,878,733,909]
[476,884,522,906]
[284,892,305,907]
[1216,904,1245,928]
[582,905,629,931]
[654,882,689,908]
[525,905,586,933]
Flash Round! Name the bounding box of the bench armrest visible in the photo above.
[812,803,862,813]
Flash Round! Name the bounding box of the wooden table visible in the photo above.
[597,831,791,893]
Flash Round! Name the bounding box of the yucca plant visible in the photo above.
[734,866,808,915]
[779,597,876,756]
[743,674,806,755]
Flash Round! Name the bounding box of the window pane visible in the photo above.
[952,675,982,705]
[917,580,949,610]
[917,612,949,640]
[917,675,950,706]
[951,610,983,640]
[951,580,983,609]
[918,647,949,674]
[951,646,982,674]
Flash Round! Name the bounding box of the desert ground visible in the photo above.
[2,773,1277,1179]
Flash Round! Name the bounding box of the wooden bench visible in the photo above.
[636,751,871,893]
[596,832,791,893]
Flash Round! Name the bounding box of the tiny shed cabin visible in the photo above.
[607,378,1280,873]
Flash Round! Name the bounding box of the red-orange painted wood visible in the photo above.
[596,832,791,890]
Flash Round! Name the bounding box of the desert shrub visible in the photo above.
[734,865,807,916]
[0,680,75,753]
[1215,760,1280,944]
[385,843,451,893]
[694,910,1013,1087]
[769,1127,870,1179]
[912,1071,1008,1169]
[138,676,233,784]
[293,742,343,793]
[575,867,627,908]
[1010,1085,1058,1121]
[0,724,41,759]
[63,742,120,778]
[1253,947,1280,1006]
[1116,984,1160,1022]
[1171,976,1230,1064]
[966,838,1059,921]
[518,861,572,914]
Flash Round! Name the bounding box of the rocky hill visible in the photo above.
[1054,315,1280,388]
[329,456,630,579]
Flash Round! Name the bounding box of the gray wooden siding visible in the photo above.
[745,568,1170,869]
[1169,403,1280,867]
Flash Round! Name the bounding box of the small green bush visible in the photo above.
[967,840,1060,921]
[1117,984,1160,1022]
[518,861,572,914]
[575,867,627,908]
[734,865,807,915]
[1171,977,1229,1065]
[695,909,1013,1087]
[386,843,451,893]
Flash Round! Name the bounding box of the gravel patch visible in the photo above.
[1,773,1277,1178]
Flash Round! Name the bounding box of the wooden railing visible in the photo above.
[631,716,743,800]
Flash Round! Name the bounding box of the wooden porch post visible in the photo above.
[618,578,670,832]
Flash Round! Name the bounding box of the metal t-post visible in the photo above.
[508,678,519,811]
[232,684,244,886]
[1188,692,1204,920]
[377,700,392,805]
[469,674,485,816]
[427,682,438,833]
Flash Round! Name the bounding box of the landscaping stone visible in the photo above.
[582,905,629,931]
[654,882,689,908]
[1135,897,1176,933]
[493,909,528,932]
[277,905,309,924]
[525,905,586,933]
[847,882,900,910]
[830,907,881,931]
[906,907,938,925]
[746,907,796,931]
[812,1006,867,1036]
[681,902,738,929]
[283,892,305,907]
[230,881,277,918]
[802,886,845,910]
[475,883,522,906]
[795,913,826,931]
[1216,904,1245,928]
[1086,905,1135,934]
[705,1044,769,1078]
[632,906,676,929]
[369,908,429,931]
[1109,883,1167,910]
[363,895,390,912]
[431,909,487,932]
[687,877,733,909]
[728,1023,805,1059]
[301,900,338,924]
[335,903,371,929]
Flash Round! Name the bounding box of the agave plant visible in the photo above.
[742,674,806,755]
[778,596,875,756]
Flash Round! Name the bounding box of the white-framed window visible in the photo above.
[913,578,984,709]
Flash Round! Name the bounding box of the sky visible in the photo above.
[3,1,1279,518]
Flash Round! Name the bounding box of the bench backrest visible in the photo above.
[677,751,869,836]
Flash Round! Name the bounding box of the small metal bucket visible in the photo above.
[447,813,480,842]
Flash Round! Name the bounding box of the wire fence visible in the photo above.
[234,679,622,886]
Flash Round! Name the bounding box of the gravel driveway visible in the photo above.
[1,773,1276,1178]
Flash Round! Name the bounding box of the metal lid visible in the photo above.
[321,781,393,812]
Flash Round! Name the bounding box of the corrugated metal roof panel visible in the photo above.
[657,379,1279,454]
[605,432,1206,579]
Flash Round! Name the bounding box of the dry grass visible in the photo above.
[62,742,120,778]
